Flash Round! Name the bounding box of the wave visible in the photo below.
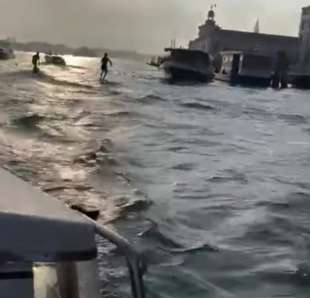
[207,170,248,184]
[73,140,114,166]
[257,191,310,214]
[167,146,188,152]
[108,90,122,96]
[103,111,133,117]
[255,263,310,285]
[161,243,219,254]
[0,70,94,89]
[171,163,196,171]
[37,71,94,89]
[277,113,308,125]
[139,222,185,248]
[180,102,215,111]
[119,197,152,214]
[12,113,45,129]
[242,107,271,119]
[139,221,219,253]
[10,114,80,144]
[99,80,122,87]
[272,177,310,191]
[42,183,92,193]
[73,89,98,95]
[137,94,167,104]
[66,65,88,70]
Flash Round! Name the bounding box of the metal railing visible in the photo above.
[84,216,146,298]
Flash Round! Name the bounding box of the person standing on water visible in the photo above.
[32,52,40,73]
[272,51,290,89]
[100,53,112,81]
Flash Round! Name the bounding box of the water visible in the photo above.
[1,52,310,298]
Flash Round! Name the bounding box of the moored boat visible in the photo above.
[147,56,161,67]
[147,56,167,68]
[216,51,273,87]
[45,54,66,66]
[162,48,214,83]
[289,72,310,89]
[289,61,310,89]
[0,47,15,60]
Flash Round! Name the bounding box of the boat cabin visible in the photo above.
[0,169,145,298]
[163,48,214,82]
[216,51,273,86]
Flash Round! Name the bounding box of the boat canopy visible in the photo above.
[164,48,210,55]
[0,169,97,263]
[164,48,211,64]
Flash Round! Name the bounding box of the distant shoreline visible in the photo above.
[0,39,152,61]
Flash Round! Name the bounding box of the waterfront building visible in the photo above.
[299,6,310,67]
[189,7,300,64]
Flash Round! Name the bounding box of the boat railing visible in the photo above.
[83,216,146,298]
[0,167,146,298]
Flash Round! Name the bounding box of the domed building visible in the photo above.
[189,7,301,64]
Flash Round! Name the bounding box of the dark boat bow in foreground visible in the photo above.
[0,169,145,298]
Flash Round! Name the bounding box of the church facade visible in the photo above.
[189,8,301,64]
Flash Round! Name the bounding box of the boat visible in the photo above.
[0,168,145,298]
[45,54,66,66]
[162,48,214,83]
[290,72,310,89]
[147,56,165,68]
[0,47,15,60]
[216,51,273,87]
[289,63,310,89]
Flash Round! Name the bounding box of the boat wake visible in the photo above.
[37,71,94,89]
[0,69,94,89]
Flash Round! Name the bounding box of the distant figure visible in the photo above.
[272,51,290,89]
[32,52,40,73]
[100,53,112,81]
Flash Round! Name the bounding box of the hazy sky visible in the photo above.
[0,0,309,53]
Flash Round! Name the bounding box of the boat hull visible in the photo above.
[164,65,214,83]
[0,49,15,60]
[216,51,273,87]
[45,55,66,66]
[290,74,310,89]
[216,73,271,87]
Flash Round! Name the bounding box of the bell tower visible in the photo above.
[189,4,221,54]
[199,4,218,38]
[299,6,310,66]
[207,4,216,24]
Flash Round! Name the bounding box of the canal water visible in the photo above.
[1,52,310,298]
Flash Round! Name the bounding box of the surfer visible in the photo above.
[32,52,40,73]
[100,53,112,81]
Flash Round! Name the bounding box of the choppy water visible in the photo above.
[1,52,310,298]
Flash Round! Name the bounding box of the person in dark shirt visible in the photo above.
[100,53,112,81]
[272,51,290,89]
[32,52,40,73]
